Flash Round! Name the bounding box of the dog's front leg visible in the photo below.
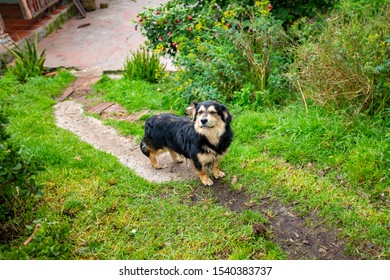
[197,169,213,186]
[193,157,213,186]
[212,158,225,179]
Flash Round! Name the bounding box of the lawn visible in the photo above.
[0,71,388,259]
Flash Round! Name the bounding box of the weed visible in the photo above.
[291,5,390,116]
[123,48,165,83]
[3,34,46,82]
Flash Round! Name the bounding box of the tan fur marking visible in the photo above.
[195,105,226,146]
[148,148,164,169]
[197,169,213,186]
[169,149,183,163]
[212,159,225,178]
[185,103,196,118]
[197,152,219,166]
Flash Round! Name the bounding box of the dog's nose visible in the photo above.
[201,118,208,125]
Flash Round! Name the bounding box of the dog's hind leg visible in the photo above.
[212,158,225,179]
[149,149,164,169]
[168,149,183,163]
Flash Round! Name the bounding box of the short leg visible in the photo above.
[193,156,213,185]
[168,149,183,163]
[197,168,213,186]
[149,149,164,169]
[212,159,225,179]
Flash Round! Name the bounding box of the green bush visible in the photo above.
[123,48,165,83]
[0,110,42,200]
[291,4,390,116]
[3,34,46,83]
[138,0,292,108]
[0,108,42,243]
[271,0,338,24]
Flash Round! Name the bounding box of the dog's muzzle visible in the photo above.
[200,117,214,128]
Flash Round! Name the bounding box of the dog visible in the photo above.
[140,101,233,185]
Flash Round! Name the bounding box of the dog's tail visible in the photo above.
[140,139,150,157]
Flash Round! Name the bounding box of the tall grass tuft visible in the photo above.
[291,5,390,116]
[3,34,46,83]
[123,48,165,83]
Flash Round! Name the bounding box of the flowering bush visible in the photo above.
[136,0,273,57]
[136,0,293,107]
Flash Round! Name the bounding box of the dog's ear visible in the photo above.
[185,102,197,120]
[220,104,232,125]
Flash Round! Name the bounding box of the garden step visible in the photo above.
[87,102,115,115]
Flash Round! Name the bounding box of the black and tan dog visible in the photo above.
[140,101,233,185]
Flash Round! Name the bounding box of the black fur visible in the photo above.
[140,101,233,185]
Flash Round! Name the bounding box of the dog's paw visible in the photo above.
[201,177,214,186]
[213,171,225,179]
[152,163,163,169]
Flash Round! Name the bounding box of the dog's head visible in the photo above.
[186,101,232,140]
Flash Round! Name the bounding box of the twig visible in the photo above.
[23,224,41,246]
[297,80,309,114]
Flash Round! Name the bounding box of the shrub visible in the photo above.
[271,0,338,25]
[0,108,42,246]
[291,4,390,116]
[0,110,42,199]
[3,34,46,83]
[138,0,292,108]
[123,48,165,83]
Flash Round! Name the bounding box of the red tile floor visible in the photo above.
[0,4,69,42]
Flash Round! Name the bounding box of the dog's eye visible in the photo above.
[209,111,217,115]
[198,110,204,115]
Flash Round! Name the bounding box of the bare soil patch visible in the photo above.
[192,181,349,260]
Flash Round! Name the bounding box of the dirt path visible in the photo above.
[53,69,196,183]
[54,101,196,183]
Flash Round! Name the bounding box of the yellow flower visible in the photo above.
[153,44,165,54]
[368,33,379,42]
[255,0,270,16]
[195,22,203,31]
[223,10,236,19]
[194,36,201,44]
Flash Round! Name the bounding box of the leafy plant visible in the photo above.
[3,34,46,82]
[123,48,165,83]
[137,0,292,108]
[271,0,338,25]
[0,108,43,243]
[291,3,390,116]
[0,110,42,199]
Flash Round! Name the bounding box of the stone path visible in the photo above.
[39,0,171,71]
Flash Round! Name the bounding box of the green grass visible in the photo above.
[0,72,388,259]
[0,72,284,260]
[92,75,174,114]
[224,105,389,258]
[95,75,389,259]
[103,119,144,141]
